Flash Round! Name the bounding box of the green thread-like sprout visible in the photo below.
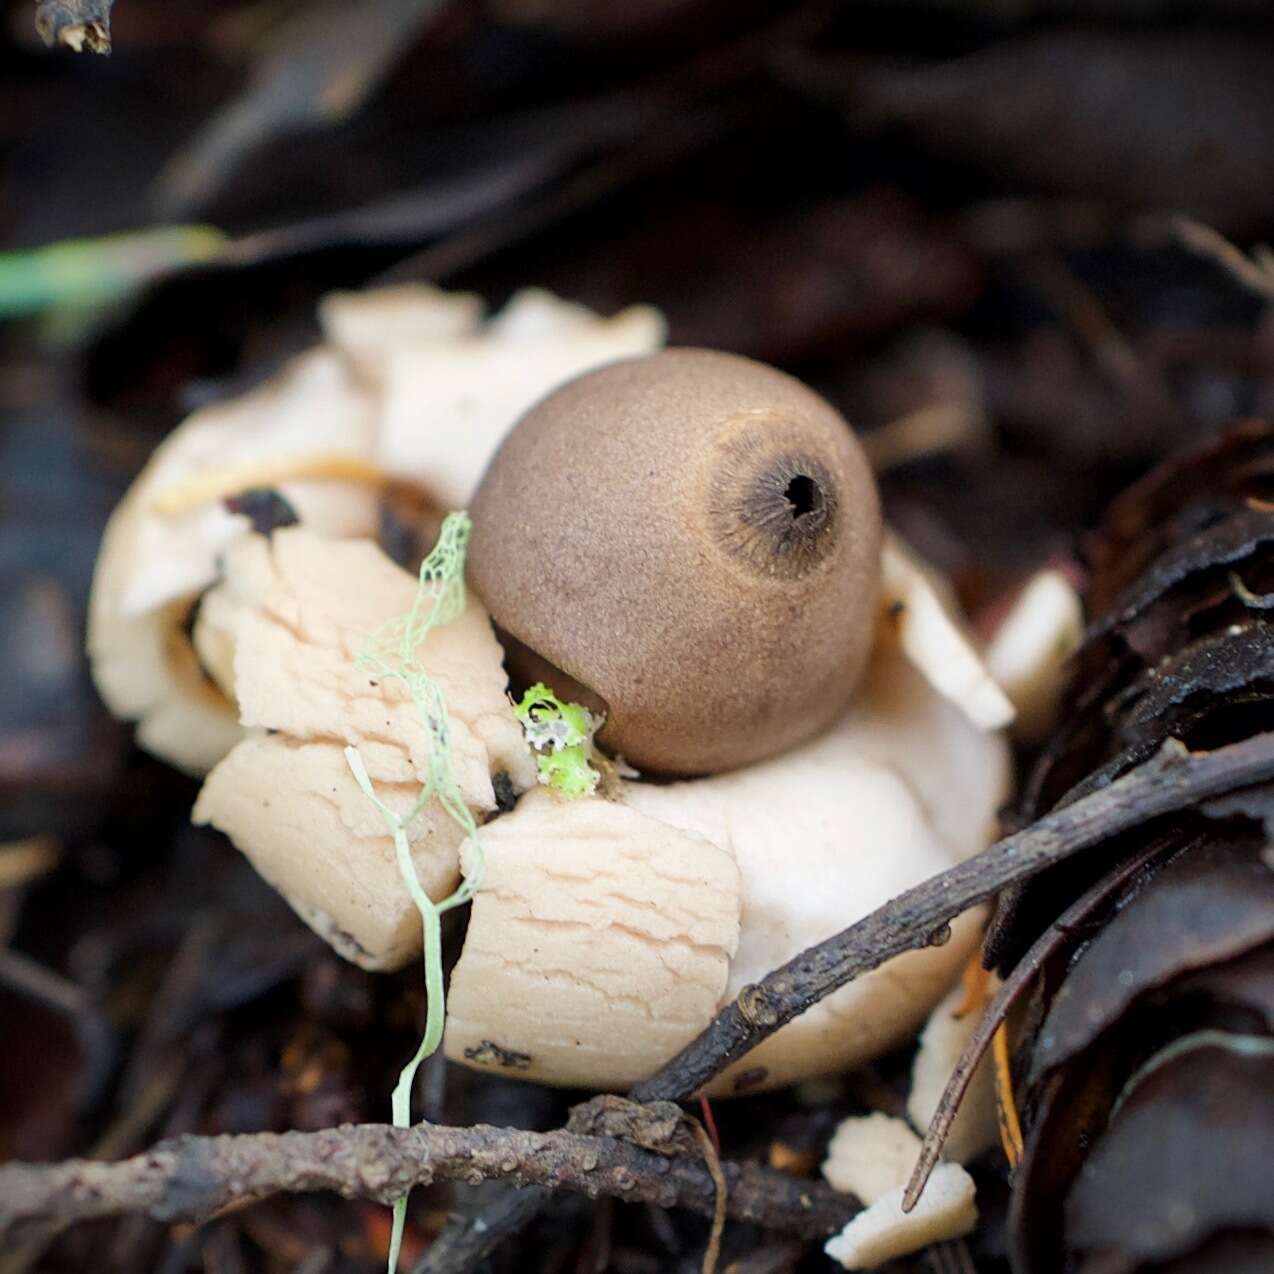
[343,511,483,1274]
[513,682,603,798]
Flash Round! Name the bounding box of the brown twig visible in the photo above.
[152,0,450,215]
[34,0,112,53]
[689,1120,727,1274]
[901,834,1178,1211]
[413,1186,550,1274]
[1019,253,1187,433]
[1175,217,1274,304]
[633,733,1274,1103]
[0,1117,856,1250]
[0,948,88,1017]
[0,1047,197,1274]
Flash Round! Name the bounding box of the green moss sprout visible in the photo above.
[513,682,603,797]
[343,511,484,1274]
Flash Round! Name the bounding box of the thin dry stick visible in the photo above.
[688,1120,727,1274]
[0,836,60,890]
[0,1119,856,1250]
[1019,252,1186,432]
[421,731,1274,1272]
[1175,217,1274,304]
[152,0,450,215]
[634,733,1274,1102]
[901,834,1178,1211]
[34,0,112,52]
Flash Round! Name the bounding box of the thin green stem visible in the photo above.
[384,825,448,1274]
[343,512,489,1274]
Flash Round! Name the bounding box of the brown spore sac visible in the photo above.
[468,348,882,775]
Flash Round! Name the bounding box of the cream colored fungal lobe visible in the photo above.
[193,529,533,794]
[363,287,665,510]
[985,567,1083,744]
[318,284,484,385]
[194,737,461,968]
[88,284,665,774]
[88,348,381,774]
[907,979,999,1165]
[822,1113,925,1205]
[192,528,534,970]
[881,534,1015,733]
[824,1163,977,1270]
[621,638,1009,1096]
[443,787,740,1089]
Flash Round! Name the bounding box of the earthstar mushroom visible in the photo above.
[468,347,884,776]
[88,283,1018,1118]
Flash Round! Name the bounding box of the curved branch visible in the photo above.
[903,834,1175,1210]
[0,1118,856,1249]
[633,733,1274,1102]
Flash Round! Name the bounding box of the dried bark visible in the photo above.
[34,0,112,53]
[0,1115,857,1249]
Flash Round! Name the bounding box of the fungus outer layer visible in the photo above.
[88,348,380,773]
[624,643,1006,1096]
[442,786,740,1088]
[468,347,884,776]
[192,528,534,969]
[824,1163,978,1270]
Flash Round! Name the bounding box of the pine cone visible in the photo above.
[990,421,1274,1274]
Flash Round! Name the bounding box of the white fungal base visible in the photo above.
[443,788,740,1088]
[623,644,1009,1095]
[824,1163,978,1270]
[822,1113,925,1206]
